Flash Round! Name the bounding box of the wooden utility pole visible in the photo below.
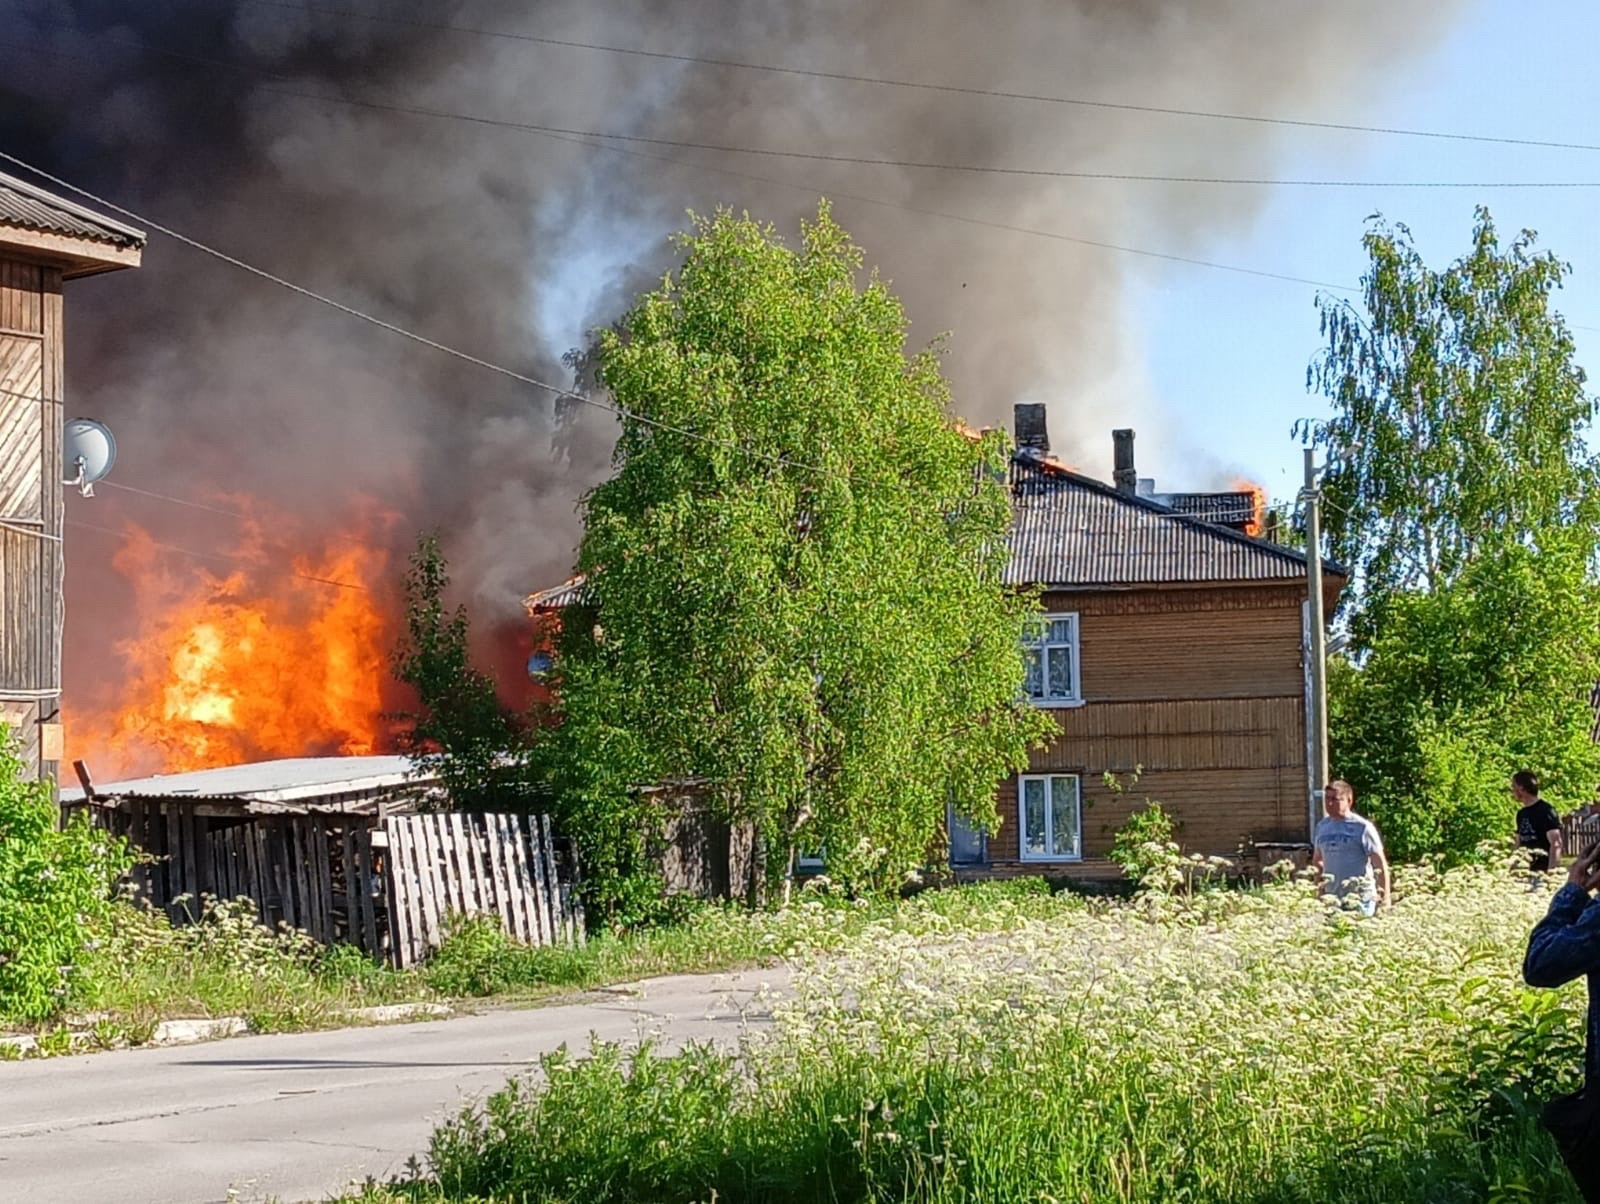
[1303,448,1329,835]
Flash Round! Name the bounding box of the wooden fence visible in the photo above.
[382,812,583,969]
[84,801,581,966]
[1564,813,1600,859]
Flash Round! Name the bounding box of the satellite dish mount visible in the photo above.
[62,418,117,498]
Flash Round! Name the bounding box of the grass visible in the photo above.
[2,878,1066,1054]
[331,861,1590,1203]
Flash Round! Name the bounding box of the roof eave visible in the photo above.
[0,223,143,277]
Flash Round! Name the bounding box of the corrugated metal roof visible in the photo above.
[1006,453,1323,587]
[522,453,1341,603]
[0,170,146,248]
[61,755,433,804]
[523,576,588,613]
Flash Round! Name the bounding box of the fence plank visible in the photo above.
[539,815,566,944]
[482,814,513,937]
[385,820,418,967]
[417,816,445,954]
[487,814,520,943]
[411,817,441,958]
[507,814,542,946]
[356,827,382,961]
[455,812,486,916]
[440,813,468,922]
[340,825,357,945]
[178,807,197,906]
[524,814,551,946]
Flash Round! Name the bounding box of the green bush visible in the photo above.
[1107,799,1179,887]
[0,734,131,1023]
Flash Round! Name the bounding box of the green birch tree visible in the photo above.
[1303,209,1600,860]
[552,203,1051,914]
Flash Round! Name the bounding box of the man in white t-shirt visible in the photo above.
[1311,779,1391,916]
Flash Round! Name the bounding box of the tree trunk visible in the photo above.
[746,829,767,910]
[781,842,796,908]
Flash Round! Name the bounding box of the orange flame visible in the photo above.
[68,506,404,780]
[1231,479,1268,537]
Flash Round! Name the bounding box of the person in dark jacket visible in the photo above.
[1524,840,1600,1200]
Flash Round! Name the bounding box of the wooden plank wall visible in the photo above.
[382,812,580,969]
[1046,587,1306,703]
[986,765,1304,867]
[969,585,1314,879]
[0,259,63,785]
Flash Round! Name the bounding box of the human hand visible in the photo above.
[1566,843,1600,894]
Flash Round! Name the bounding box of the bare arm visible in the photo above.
[1369,848,1391,910]
[1545,827,1563,872]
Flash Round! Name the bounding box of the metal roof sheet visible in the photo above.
[524,576,588,613]
[0,170,146,248]
[523,452,1341,603]
[61,755,432,804]
[1006,453,1322,587]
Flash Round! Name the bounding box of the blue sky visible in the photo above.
[1141,0,1600,506]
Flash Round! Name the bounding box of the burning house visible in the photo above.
[525,409,1344,884]
[957,409,1344,879]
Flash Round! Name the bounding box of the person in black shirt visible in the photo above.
[1514,769,1564,873]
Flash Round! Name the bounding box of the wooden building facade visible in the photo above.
[950,411,1346,880]
[0,171,143,782]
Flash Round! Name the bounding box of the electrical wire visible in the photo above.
[236,0,1600,157]
[3,34,1597,188]
[0,34,1361,292]
[93,480,251,520]
[0,152,840,478]
[63,518,370,592]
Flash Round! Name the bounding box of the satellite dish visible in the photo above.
[63,419,116,497]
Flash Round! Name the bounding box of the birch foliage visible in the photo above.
[554,204,1050,906]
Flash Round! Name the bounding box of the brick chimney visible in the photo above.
[1112,429,1137,495]
[1013,403,1050,454]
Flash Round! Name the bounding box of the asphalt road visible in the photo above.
[0,968,785,1204]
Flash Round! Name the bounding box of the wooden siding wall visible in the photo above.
[0,259,63,784]
[988,585,1308,872]
[1053,585,1306,703]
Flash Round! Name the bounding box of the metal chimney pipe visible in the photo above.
[1112,429,1137,494]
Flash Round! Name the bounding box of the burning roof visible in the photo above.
[523,413,1336,609]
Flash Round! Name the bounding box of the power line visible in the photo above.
[237,0,1600,157]
[95,479,251,520]
[0,154,846,481]
[4,36,1597,189]
[0,34,1359,292]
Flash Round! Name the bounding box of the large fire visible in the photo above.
[68,504,405,780]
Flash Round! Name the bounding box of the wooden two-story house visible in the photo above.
[954,405,1344,879]
[524,403,1344,882]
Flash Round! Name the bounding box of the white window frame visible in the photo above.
[1017,773,1083,862]
[1023,611,1083,707]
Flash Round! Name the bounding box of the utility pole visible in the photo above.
[1303,448,1330,837]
